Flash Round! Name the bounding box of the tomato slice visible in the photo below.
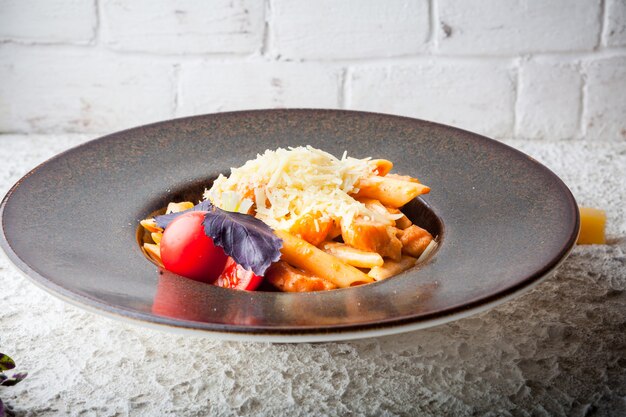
[160,211,228,283]
[215,257,263,291]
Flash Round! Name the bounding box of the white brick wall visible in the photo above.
[0,45,175,133]
[177,62,342,115]
[583,56,626,140]
[516,60,582,140]
[101,0,265,54]
[0,0,624,140]
[604,0,626,47]
[0,0,96,44]
[349,61,515,138]
[437,0,602,55]
[271,0,430,60]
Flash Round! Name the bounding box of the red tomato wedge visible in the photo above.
[215,257,263,291]
[160,211,228,283]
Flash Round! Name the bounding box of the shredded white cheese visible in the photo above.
[204,146,388,231]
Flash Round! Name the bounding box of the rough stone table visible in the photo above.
[0,135,624,416]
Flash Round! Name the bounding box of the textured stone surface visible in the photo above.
[1,134,625,416]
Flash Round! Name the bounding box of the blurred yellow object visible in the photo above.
[577,207,606,244]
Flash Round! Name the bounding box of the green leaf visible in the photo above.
[0,354,15,372]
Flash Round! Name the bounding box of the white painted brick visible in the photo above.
[0,0,96,43]
[516,61,582,140]
[604,0,626,46]
[101,0,264,54]
[272,0,429,60]
[348,61,515,138]
[0,45,175,133]
[177,62,342,116]
[437,0,601,55]
[583,56,626,140]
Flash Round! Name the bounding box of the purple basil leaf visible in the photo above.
[0,374,6,383]
[0,354,15,372]
[0,372,27,387]
[154,200,213,229]
[203,206,282,276]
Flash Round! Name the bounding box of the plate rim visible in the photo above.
[1,251,570,343]
[0,109,580,341]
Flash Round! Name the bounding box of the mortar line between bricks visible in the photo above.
[430,0,439,51]
[0,38,94,47]
[512,61,521,137]
[96,47,259,60]
[268,49,626,65]
[598,0,607,48]
[92,0,101,45]
[579,66,588,138]
[260,0,273,57]
[338,68,346,108]
[3,41,626,63]
[341,67,353,109]
[276,48,626,67]
[172,64,181,118]
[314,49,626,64]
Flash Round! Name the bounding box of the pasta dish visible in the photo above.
[139,146,436,292]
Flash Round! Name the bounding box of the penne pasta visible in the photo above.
[369,159,393,176]
[386,207,413,230]
[320,241,384,268]
[368,255,417,281]
[385,173,421,183]
[274,229,374,288]
[166,201,194,214]
[140,218,162,233]
[139,147,437,293]
[151,232,162,245]
[142,243,163,267]
[354,175,430,208]
[265,261,337,292]
[356,198,397,226]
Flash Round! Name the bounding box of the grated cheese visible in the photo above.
[204,146,391,231]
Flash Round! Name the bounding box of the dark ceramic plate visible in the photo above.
[0,110,579,342]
